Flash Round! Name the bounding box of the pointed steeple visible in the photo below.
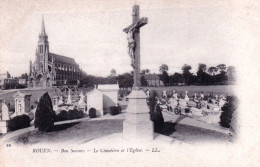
[41,15,46,35]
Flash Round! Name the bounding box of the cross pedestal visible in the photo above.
[123,5,154,141]
[123,90,154,141]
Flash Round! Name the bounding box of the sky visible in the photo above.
[0,0,244,77]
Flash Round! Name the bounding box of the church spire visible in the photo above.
[41,15,46,35]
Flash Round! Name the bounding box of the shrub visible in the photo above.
[220,96,238,128]
[68,109,84,120]
[147,90,158,115]
[110,106,120,115]
[55,110,68,122]
[151,104,164,124]
[89,108,96,118]
[9,114,31,131]
[34,92,55,132]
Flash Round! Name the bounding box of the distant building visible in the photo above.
[28,17,82,88]
[0,72,18,89]
[18,79,26,85]
[143,74,163,87]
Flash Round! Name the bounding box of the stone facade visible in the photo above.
[28,17,81,88]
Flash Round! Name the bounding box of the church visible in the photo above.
[28,18,81,87]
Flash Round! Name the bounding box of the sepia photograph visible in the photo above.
[0,0,259,166]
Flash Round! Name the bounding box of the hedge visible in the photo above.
[9,114,31,131]
[89,108,96,118]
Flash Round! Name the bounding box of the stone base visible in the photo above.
[123,113,154,141]
[123,89,154,141]
[0,120,10,134]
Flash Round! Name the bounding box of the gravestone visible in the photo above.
[12,91,32,118]
[67,91,72,104]
[78,91,86,112]
[87,88,103,116]
[123,5,153,141]
[58,96,63,105]
[0,102,10,134]
[184,90,189,101]
[162,89,167,98]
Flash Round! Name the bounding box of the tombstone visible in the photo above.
[11,91,32,118]
[67,91,72,104]
[219,98,226,108]
[58,96,63,105]
[173,92,178,99]
[87,88,103,116]
[200,92,204,100]
[52,95,59,107]
[162,89,167,98]
[184,90,189,101]
[123,5,153,141]
[0,102,10,134]
[98,84,119,111]
[78,91,86,112]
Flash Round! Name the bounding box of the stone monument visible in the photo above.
[67,91,72,104]
[58,96,63,105]
[78,91,86,112]
[123,5,153,141]
[0,101,10,134]
[87,87,103,116]
[184,90,189,101]
[12,91,32,118]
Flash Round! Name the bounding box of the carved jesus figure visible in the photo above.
[127,24,138,68]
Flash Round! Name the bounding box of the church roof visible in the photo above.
[49,53,77,65]
[143,74,160,80]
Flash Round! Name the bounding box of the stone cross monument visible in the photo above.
[123,5,153,141]
[123,5,148,88]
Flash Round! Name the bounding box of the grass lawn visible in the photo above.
[9,118,231,145]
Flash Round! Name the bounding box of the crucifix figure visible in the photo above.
[123,5,148,88]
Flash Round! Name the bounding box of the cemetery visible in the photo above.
[0,5,237,145]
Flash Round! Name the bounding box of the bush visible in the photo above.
[147,90,158,115]
[89,108,96,118]
[68,109,84,120]
[55,110,68,122]
[34,92,56,132]
[9,114,31,131]
[110,106,120,115]
[151,104,164,124]
[220,96,238,128]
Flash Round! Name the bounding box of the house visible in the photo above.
[143,74,164,86]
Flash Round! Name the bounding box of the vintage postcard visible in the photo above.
[0,0,259,166]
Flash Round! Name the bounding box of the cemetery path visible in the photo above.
[1,112,233,145]
[162,111,231,134]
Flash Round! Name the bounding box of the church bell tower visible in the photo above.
[36,16,49,72]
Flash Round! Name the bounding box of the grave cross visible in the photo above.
[123,5,148,88]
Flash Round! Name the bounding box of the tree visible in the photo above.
[34,92,56,132]
[181,64,192,85]
[110,69,117,77]
[159,71,169,86]
[159,64,169,73]
[140,76,148,87]
[169,73,183,85]
[197,63,207,85]
[117,73,133,88]
[208,67,218,76]
[216,64,227,73]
